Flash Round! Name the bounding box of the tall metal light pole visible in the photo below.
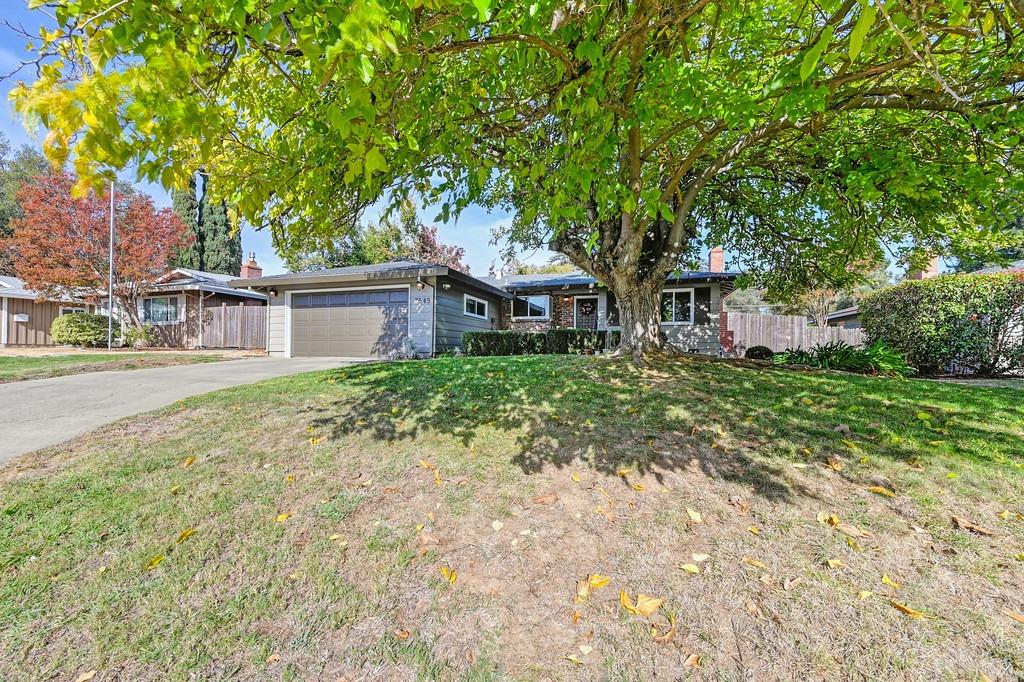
[107,180,115,349]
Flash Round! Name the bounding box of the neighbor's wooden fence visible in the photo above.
[725,312,865,353]
[202,303,266,349]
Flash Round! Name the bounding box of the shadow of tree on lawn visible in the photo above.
[301,355,1024,504]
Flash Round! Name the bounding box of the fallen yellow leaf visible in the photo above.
[419,459,434,469]
[825,456,844,471]
[683,653,702,668]
[145,555,165,571]
[565,654,584,666]
[816,511,840,526]
[1003,609,1024,625]
[826,558,844,569]
[588,574,611,589]
[747,525,761,535]
[393,628,411,640]
[619,590,665,617]
[686,508,703,524]
[440,565,457,584]
[867,485,895,498]
[74,671,97,682]
[275,513,292,523]
[679,563,700,574]
[801,397,815,406]
[571,472,580,482]
[741,556,767,569]
[881,574,901,589]
[858,590,874,600]
[632,483,645,492]
[175,527,197,544]
[182,456,196,467]
[890,600,926,619]
[433,470,443,486]
[615,467,631,477]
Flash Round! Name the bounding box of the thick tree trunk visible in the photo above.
[609,273,670,360]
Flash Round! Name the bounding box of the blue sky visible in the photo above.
[0,4,557,276]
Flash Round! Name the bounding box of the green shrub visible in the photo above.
[546,329,605,354]
[773,340,915,378]
[124,324,155,348]
[50,313,116,347]
[464,330,547,356]
[860,274,1024,375]
[744,345,775,360]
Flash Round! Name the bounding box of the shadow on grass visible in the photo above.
[301,355,1024,504]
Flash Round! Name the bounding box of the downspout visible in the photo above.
[1,296,8,347]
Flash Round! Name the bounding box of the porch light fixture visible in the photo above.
[267,288,278,297]
[441,283,452,290]
[416,278,426,290]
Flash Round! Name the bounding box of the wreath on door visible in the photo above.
[579,301,595,316]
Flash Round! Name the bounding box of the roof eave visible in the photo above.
[228,266,450,289]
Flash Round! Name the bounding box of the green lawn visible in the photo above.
[0,352,228,383]
[1,355,1022,680]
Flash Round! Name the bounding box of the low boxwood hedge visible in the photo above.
[463,329,622,356]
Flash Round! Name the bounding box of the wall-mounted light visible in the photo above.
[441,283,452,290]
[563,295,571,303]
[267,288,278,297]
[416,277,425,290]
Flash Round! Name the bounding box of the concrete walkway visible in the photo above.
[0,357,359,464]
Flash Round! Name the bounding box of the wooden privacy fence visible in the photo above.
[202,303,266,349]
[725,312,865,354]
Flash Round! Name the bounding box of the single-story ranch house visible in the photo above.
[142,256,267,348]
[230,250,736,358]
[0,275,96,347]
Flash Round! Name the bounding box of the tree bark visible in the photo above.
[609,271,668,360]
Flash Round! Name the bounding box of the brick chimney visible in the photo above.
[908,256,940,280]
[240,252,262,279]
[708,247,725,273]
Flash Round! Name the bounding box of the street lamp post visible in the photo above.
[107,180,115,349]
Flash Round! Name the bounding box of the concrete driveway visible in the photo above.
[0,356,358,464]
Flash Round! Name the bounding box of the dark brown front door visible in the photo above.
[574,296,599,329]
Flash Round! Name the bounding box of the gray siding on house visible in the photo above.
[434,278,501,353]
[661,284,721,354]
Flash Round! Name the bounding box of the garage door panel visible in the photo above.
[291,289,408,357]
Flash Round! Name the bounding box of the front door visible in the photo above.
[574,296,599,329]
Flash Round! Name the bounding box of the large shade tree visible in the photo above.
[12,0,1024,357]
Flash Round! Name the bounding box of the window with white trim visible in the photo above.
[60,306,87,316]
[463,294,488,319]
[512,295,550,319]
[142,296,180,323]
[660,289,693,324]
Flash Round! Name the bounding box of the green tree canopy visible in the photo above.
[13,0,1024,355]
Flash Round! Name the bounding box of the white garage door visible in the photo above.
[291,289,409,357]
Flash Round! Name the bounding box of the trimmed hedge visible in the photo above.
[463,329,622,356]
[860,273,1024,375]
[744,345,774,360]
[50,313,117,347]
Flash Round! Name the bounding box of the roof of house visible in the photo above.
[0,275,38,300]
[229,260,514,300]
[485,269,740,292]
[972,259,1024,274]
[153,268,268,300]
[826,306,860,321]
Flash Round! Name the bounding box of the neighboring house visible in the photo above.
[971,258,1024,274]
[141,255,267,348]
[229,250,738,358]
[825,306,862,329]
[0,276,96,347]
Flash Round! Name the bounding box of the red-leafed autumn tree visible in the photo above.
[5,172,190,329]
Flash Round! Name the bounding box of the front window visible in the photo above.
[60,307,86,316]
[464,294,488,319]
[660,289,693,324]
[512,295,550,319]
[142,296,179,323]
